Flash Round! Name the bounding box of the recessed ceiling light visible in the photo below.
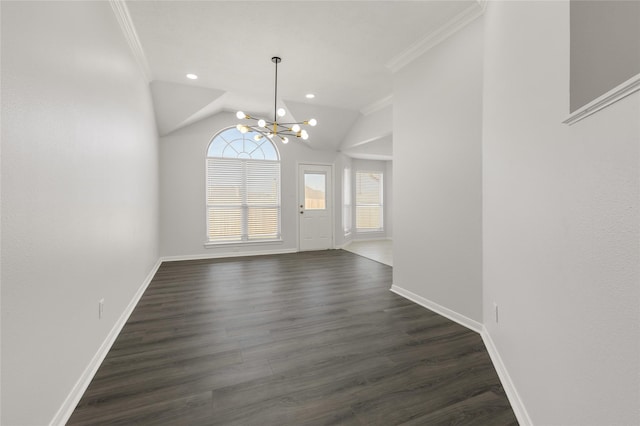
[186,73,198,80]
[305,93,315,99]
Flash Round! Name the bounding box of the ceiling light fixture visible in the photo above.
[236,57,317,144]
[305,93,315,99]
[186,73,198,80]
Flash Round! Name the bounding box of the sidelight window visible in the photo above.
[355,171,383,232]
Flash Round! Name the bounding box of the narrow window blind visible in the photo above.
[246,161,280,240]
[355,171,383,232]
[207,158,244,241]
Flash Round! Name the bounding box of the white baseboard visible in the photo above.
[481,327,533,426]
[50,258,530,426]
[50,258,162,426]
[390,284,483,334]
[390,284,531,424]
[161,248,298,262]
[49,248,296,424]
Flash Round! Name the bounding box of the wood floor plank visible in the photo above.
[399,390,518,426]
[68,250,517,425]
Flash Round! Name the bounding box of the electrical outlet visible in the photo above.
[494,302,499,323]
[99,298,104,319]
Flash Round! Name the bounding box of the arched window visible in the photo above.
[206,127,281,243]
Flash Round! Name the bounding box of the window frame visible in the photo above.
[355,170,384,233]
[205,127,282,246]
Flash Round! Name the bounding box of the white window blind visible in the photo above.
[343,167,352,235]
[355,171,383,232]
[246,161,280,240]
[206,128,281,243]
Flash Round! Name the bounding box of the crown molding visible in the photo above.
[386,2,485,73]
[109,0,152,81]
[360,94,393,116]
[563,73,640,125]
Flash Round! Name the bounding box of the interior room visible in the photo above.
[2,1,639,425]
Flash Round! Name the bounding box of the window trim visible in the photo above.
[355,170,384,233]
[203,238,283,248]
[205,127,282,245]
[343,166,352,237]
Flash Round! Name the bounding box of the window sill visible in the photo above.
[204,239,283,249]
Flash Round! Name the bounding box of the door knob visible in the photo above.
[300,211,304,214]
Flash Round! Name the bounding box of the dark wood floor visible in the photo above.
[69,250,517,425]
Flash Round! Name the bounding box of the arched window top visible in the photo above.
[207,127,279,161]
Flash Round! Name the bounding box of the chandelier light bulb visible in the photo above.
[235,58,316,146]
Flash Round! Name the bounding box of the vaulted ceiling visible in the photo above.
[120,0,483,158]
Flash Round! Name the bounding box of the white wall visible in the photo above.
[1,2,160,425]
[334,153,353,248]
[340,106,393,161]
[341,106,392,151]
[160,111,340,258]
[482,2,639,425]
[393,18,484,323]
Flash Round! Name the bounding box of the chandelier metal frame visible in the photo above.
[236,57,316,144]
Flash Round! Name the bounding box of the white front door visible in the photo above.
[298,164,333,251]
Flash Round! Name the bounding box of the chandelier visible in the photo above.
[236,57,317,144]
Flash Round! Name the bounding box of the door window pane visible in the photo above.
[304,173,326,210]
